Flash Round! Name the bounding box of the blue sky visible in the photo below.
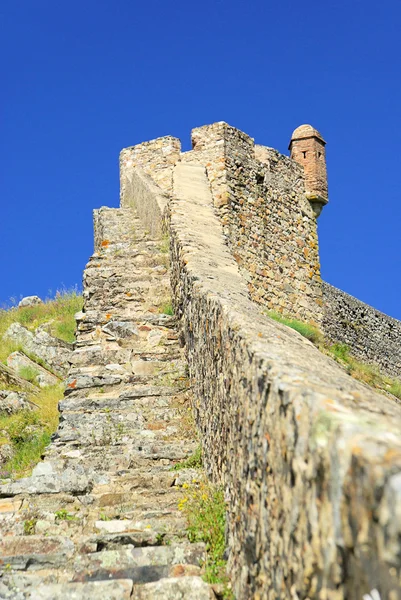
[1,0,400,319]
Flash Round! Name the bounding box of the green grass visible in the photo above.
[172,445,202,470]
[23,518,37,535]
[267,311,322,344]
[329,342,350,361]
[1,430,52,477]
[0,290,83,366]
[55,509,78,522]
[17,365,39,384]
[158,233,170,254]
[0,383,63,478]
[160,301,174,316]
[179,480,232,596]
[389,380,401,400]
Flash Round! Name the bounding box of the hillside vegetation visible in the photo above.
[0,291,82,478]
[0,291,82,364]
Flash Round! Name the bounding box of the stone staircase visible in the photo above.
[0,208,215,599]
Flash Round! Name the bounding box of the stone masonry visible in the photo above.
[322,282,401,378]
[121,149,401,598]
[0,208,215,599]
[120,121,401,377]
[1,121,400,600]
[289,125,328,217]
[181,123,325,324]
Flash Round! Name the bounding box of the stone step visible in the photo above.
[60,390,184,414]
[64,372,130,394]
[60,385,186,411]
[68,344,131,368]
[72,543,206,584]
[27,580,133,600]
[55,414,183,446]
[0,464,94,498]
[43,442,195,473]
[88,517,186,550]
[132,576,216,599]
[68,346,182,370]
[0,536,75,571]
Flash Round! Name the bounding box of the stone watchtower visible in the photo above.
[289,124,328,217]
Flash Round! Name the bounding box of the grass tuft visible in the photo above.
[160,301,174,316]
[172,445,202,471]
[179,479,232,596]
[329,343,350,361]
[23,518,37,535]
[18,365,39,384]
[158,233,170,254]
[389,380,401,400]
[267,311,322,344]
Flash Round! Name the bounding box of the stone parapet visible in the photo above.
[322,282,401,378]
[119,163,169,237]
[120,136,181,202]
[182,122,324,324]
[127,162,401,599]
[120,122,325,324]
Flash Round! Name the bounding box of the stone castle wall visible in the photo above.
[121,122,324,324]
[119,135,180,201]
[126,161,401,600]
[322,282,401,378]
[119,122,401,378]
[181,123,324,324]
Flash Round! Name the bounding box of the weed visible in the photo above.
[158,234,170,254]
[179,479,232,595]
[23,518,37,535]
[55,509,78,522]
[5,431,51,476]
[18,365,39,384]
[160,301,174,316]
[389,380,401,400]
[329,343,350,361]
[267,311,322,344]
[0,290,83,364]
[172,446,202,471]
[99,512,111,521]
